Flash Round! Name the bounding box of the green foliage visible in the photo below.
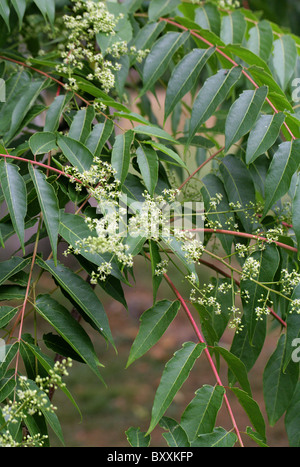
[1,0,300,448]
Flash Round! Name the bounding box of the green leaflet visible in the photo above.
[285,381,300,447]
[68,106,95,144]
[4,79,49,144]
[145,141,187,169]
[0,285,26,301]
[159,417,190,447]
[29,165,59,265]
[263,139,300,218]
[225,86,268,152]
[219,155,256,233]
[122,0,144,15]
[36,257,115,349]
[111,130,134,186]
[0,70,30,134]
[174,15,225,48]
[263,334,299,426]
[0,257,30,286]
[214,346,252,397]
[131,21,166,61]
[125,427,151,447]
[85,119,114,157]
[0,306,19,329]
[146,342,205,435]
[181,385,225,442]
[246,427,269,448]
[34,294,105,382]
[224,44,272,74]
[140,31,190,97]
[44,94,73,133]
[164,47,215,121]
[189,67,242,144]
[195,3,221,35]
[126,300,180,367]
[246,112,285,164]
[191,427,237,447]
[220,10,246,44]
[56,134,94,172]
[240,244,280,345]
[272,35,297,91]
[247,65,292,108]
[29,132,58,155]
[0,159,27,253]
[0,375,15,403]
[136,144,158,196]
[247,20,274,62]
[148,0,181,21]
[0,0,10,30]
[33,0,55,24]
[230,387,266,440]
[43,333,85,363]
[0,342,19,379]
[133,125,177,144]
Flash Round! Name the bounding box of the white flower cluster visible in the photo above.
[265,227,283,243]
[0,430,48,448]
[35,358,73,392]
[56,0,148,94]
[280,269,300,295]
[241,257,260,281]
[2,375,56,422]
[181,235,205,264]
[155,260,169,276]
[218,0,240,7]
[209,193,223,210]
[235,243,249,258]
[290,298,300,314]
[189,282,222,315]
[255,305,270,320]
[65,156,120,198]
[0,359,73,447]
[218,282,232,294]
[228,305,243,332]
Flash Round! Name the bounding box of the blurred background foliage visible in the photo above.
[247,0,300,35]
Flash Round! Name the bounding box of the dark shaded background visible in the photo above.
[247,0,300,35]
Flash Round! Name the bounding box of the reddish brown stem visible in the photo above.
[163,272,244,447]
[179,146,225,190]
[11,215,43,381]
[188,228,298,254]
[0,153,83,184]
